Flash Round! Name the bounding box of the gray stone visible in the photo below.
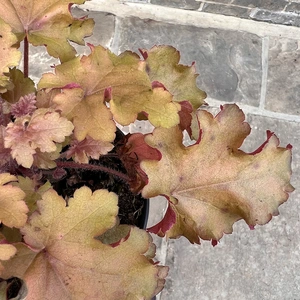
[285,2,300,13]
[160,113,300,300]
[115,17,262,106]
[250,9,298,26]
[150,0,200,10]
[201,0,232,3]
[232,0,287,11]
[265,37,300,115]
[202,3,251,18]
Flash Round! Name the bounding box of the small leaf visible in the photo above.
[66,136,114,164]
[11,93,37,117]
[141,45,207,110]
[142,104,294,243]
[1,187,168,299]
[4,108,74,168]
[0,19,22,93]
[0,173,28,228]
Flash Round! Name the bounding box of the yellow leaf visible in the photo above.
[0,19,21,93]
[0,173,28,228]
[1,187,168,299]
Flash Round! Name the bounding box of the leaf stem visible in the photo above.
[24,35,29,78]
[56,161,130,183]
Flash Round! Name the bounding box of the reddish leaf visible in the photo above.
[118,133,162,192]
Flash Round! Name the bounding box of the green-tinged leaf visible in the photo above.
[141,45,207,110]
[0,19,22,93]
[12,176,51,214]
[1,68,36,104]
[1,187,168,299]
[38,45,181,128]
[0,0,94,62]
[0,174,28,228]
[142,104,294,244]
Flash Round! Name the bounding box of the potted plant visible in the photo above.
[0,0,294,299]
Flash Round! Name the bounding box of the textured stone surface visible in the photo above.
[160,112,300,300]
[150,0,200,10]
[250,9,299,26]
[201,2,251,18]
[232,0,287,10]
[116,17,262,105]
[265,37,300,115]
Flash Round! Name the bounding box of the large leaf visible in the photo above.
[0,0,94,62]
[0,187,168,299]
[142,104,294,244]
[0,19,22,93]
[38,45,181,128]
[140,46,207,110]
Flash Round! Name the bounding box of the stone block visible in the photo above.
[250,9,299,26]
[160,113,300,300]
[115,17,262,106]
[285,2,300,13]
[150,0,200,10]
[265,37,300,115]
[202,3,251,18]
[232,0,287,11]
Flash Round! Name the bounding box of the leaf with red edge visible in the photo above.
[140,45,207,110]
[0,186,168,299]
[117,133,162,192]
[142,104,294,244]
[0,0,94,62]
[38,45,181,128]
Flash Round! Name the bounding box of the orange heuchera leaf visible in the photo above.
[4,108,74,168]
[38,45,181,128]
[142,104,294,244]
[0,173,28,228]
[0,0,94,62]
[65,136,114,163]
[140,45,207,110]
[0,187,168,299]
[0,19,21,93]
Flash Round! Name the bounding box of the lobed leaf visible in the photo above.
[142,104,294,244]
[140,45,207,110]
[1,187,168,299]
[0,173,28,228]
[0,0,94,62]
[38,45,181,128]
[4,108,74,168]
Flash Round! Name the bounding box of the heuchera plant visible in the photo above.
[0,0,295,299]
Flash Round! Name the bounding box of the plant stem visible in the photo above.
[56,161,130,183]
[24,35,29,78]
